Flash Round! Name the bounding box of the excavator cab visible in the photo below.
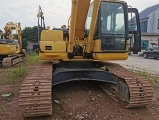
[38,0,141,61]
[85,1,141,54]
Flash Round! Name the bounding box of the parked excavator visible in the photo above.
[0,22,26,67]
[19,0,154,117]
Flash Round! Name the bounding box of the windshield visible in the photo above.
[101,2,125,35]
[100,2,126,51]
[85,1,127,51]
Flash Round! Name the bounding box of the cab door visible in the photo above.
[128,8,141,54]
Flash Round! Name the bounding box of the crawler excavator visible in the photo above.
[0,22,26,67]
[19,0,154,117]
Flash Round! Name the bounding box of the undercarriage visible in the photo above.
[19,61,154,117]
[0,54,25,67]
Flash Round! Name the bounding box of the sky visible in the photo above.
[0,0,159,30]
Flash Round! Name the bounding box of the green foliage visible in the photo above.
[0,52,40,85]
[128,65,158,87]
[12,33,27,49]
[26,52,40,65]
[13,34,18,39]
[0,64,27,85]
[138,69,158,87]
[21,26,42,49]
[22,26,37,42]
[22,38,28,49]
[22,26,43,42]
[6,64,27,80]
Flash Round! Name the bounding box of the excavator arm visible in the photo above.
[68,0,91,53]
[2,22,22,46]
[68,0,100,58]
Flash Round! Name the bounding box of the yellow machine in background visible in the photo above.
[0,22,25,67]
[19,0,153,117]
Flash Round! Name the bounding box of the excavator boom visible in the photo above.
[68,0,91,53]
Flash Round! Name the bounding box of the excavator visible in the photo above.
[0,22,26,67]
[19,0,154,117]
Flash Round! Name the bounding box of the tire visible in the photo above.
[143,53,148,58]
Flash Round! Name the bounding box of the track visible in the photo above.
[19,61,154,118]
[1,54,25,67]
[104,62,154,108]
[19,61,52,117]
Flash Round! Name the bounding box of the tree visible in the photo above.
[22,38,28,49]
[13,34,18,39]
[21,26,42,49]
[22,26,38,42]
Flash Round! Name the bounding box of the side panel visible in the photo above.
[39,52,68,60]
[39,29,67,60]
[40,41,66,53]
[93,53,128,60]
[39,52,128,60]
[0,44,20,55]
[41,30,63,41]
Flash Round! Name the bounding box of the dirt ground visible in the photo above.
[0,64,159,120]
[51,82,159,120]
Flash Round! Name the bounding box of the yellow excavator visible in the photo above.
[0,22,26,67]
[19,0,154,117]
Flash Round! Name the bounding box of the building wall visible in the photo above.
[140,8,159,50]
[147,8,159,33]
[141,35,159,48]
[140,20,148,33]
[27,42,33,54]
[26,41,39,54]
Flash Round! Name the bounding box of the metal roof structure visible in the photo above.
[139,3,159,20]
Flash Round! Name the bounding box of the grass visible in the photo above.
[26,52,40,65]
[127,65,158,87]
[6,64,27,79]
[0,52,40,85]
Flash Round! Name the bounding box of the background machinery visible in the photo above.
[19,0,154,117]
[0,22,26,67]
